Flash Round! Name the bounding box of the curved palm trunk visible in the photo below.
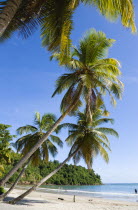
[0,0,22,36]
[0,157,31,201]
[0,89,82,187]
[9,147,79,204]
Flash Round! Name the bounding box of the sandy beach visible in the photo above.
[0,188,138,210]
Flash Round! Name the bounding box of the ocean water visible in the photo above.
[39,183,138,202]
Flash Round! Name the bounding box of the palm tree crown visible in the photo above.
[0,0,136,58]
[58,109,118,169]
[15,112,63,165]
[52,29,124,121]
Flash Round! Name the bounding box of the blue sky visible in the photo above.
[1,2,138,183]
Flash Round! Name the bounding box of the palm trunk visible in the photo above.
[9,147,79,204]
[0,89,82,187]
[0,0,22,36]
[0,157,31,201]
[86,88,93,123]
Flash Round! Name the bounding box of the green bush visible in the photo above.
[3,160,102,186]
[0,186,6,195]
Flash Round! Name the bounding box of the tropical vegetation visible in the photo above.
[58,109,118,169]
[9,107,118,204]
[0,0,136,62]
[15,112,63,165]
[2,159,102,186]
[0,124,15,177]
[0,0,135,207]
[0,30,123,189]
[0,112,63,199]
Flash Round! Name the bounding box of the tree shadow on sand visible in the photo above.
[4,196,50,206]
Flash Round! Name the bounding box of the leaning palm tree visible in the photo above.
[0,112,63,200]
[0,0,136,59]
[15,112,63,166]
[0,0,22,36]
[0,29,123,187]
[9,109,118,203]
[59,110,117,169]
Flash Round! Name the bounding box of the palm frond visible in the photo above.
[40,113,56,131]
[46,139,58,157]
[96,127,119,137]
[16,125,37,135]
[94,118,114,126]
[57,123,78,132]
[82,0,136,33]
[50,135,63,148]
[52,73,78,97]
[34,112,41,127]
[15,111,61,165]
[98,144,109,163]
[41,0,79,61]
[41,142,49,162]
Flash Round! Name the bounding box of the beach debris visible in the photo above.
[58,198,64,201]
[73,195,76,202]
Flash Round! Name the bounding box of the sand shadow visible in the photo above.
[4,196,50,206]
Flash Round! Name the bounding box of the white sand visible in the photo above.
[0,188,138,210]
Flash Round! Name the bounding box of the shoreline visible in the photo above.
[8,185,138,203]
[1,188,138,210]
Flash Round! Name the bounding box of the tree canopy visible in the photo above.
[15,112,63,165]
[0,124,15,177]
[0,0,136,60]
[52,29,124,119]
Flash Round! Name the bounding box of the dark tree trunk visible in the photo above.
[0,0,22,36]
[0,157,31,201]
[9,147,79,204]
[0,88,82,187]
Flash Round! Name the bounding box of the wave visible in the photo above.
[37,187,138,197]
[15,185,138,202]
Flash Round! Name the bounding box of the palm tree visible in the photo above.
[52,29,124,121]
[15,112,63,165]
[0,29,123,187]
[0,0,22,36]
[9,109,118,204]
[58,109,118,169]
[0,112,63,200]
[0,0,136,59]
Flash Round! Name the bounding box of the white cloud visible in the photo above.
[122,75,138,84]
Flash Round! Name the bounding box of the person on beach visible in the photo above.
[135,189,137,194]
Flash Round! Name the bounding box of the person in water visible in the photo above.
[135,189,137,194]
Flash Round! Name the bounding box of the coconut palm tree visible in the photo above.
[0,0,136,59]
[58,109,118,169]
[0,112,63,200]
[15,112,63,166]
[0,0,22,36]
[51,29,124,121]
[0,29,123,187]
[9,109,118,203]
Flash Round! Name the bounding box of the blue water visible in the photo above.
[39,183,138,202]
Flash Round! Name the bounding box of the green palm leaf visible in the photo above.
[16,125,37,135]
[53,29,124,119]
[0,0,136,59]
[96,127,119,137]
[59,109,117,169]
[15,112,62,166]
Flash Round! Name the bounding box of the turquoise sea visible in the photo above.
[38,183,138,202]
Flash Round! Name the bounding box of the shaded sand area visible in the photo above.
[0,189,138,210]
